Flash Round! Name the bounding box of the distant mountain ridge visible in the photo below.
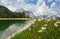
[0,5,32,18]
[0,5,60,19]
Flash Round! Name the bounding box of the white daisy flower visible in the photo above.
[57,21,60,23]
[38,18,41,21]
[29,28,31,31]
[47,19,51,21]
[54,21,60,27]
[54,23,58,27]
[41,27,46,30]
[44,24,47,26]
[45,18,48,20]
[38,30,43,32]
[41,18,44,20]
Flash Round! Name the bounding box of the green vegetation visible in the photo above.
[0,20,25,31]
[11,19,60,39]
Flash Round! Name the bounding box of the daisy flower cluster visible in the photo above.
[38,26,46,32]
[38,18,41,21]
[38,24,47,33]
[54,21,60,27]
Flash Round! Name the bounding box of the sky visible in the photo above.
[0,0,60,17]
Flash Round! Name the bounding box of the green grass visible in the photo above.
[0,20,25,31]
[11,19,60,39]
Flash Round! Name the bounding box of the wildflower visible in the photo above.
[47,18,51,21]
[38,30,43,32]
[54,21,60,27]
[29,28,31,31]
[54,23,58,27]
[44,24,47,26]
[38,18,41,21]
[41,18,44,20]
[57,21,60,23]
[41,27,46,30]
[45,18,48,20]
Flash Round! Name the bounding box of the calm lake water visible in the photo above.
[0,20,25,31]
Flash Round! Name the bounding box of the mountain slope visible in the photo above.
[0,5,31,18]
[0,5,12,18]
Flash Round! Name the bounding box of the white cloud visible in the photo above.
[33,1,49,16]
[0,0,49,16]
[17,0,21,2]
[36,0,44,6]
[51,2,55,8]
[0,0,60,17]
[6,6,17,11]
[55,0,60,2]
[48,0,54,2]
[48,0,60,17]
[0,0,6,5]
[1,0,5,4]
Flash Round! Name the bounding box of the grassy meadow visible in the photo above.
[11,19,60,39]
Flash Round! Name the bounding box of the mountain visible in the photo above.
[15,9,35,18]
[2,5,60,18]
[0,5,12,18]
[0,5,30,18]
[23,11,35,18]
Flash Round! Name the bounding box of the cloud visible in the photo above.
[0,0,25,11]
[0,0,49,16]
[51,2,55,8]
[17,0,21,2]
[0,0,60,17]
[48,0,60,17]
[7,6,17,11]
[47,0,54,2]
[36,0,44,5]
[33,1,49,16]
[0,0,6,5]
[55,0,60,2]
